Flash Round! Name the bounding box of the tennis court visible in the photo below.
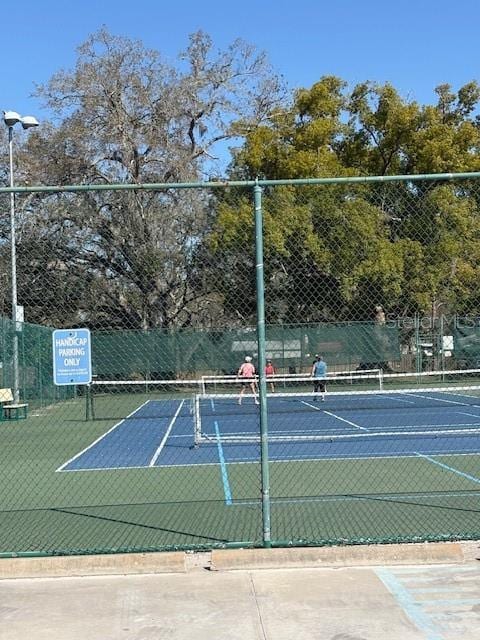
[52,372,480,539]
[60,387,480,474]
[1,371,480,555]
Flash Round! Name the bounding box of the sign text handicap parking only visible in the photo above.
[53,329,92,385]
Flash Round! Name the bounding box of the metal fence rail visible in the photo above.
[0,172,479,556]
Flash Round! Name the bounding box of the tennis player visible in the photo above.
[238,356,259,405]
[311,354,327,401]
[265,359,275,392]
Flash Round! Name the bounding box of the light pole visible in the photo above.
[3,110,39,402]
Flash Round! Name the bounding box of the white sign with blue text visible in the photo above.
[53,328,92,385]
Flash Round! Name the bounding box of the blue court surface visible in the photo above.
[59,390,480,473]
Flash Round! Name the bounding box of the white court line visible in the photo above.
[457,411,480,418]
[442,391,480,401]
[379,395,416,404]
[300,400,322,411]
[404,393,471,406]
[168,422,480,438]
[415,453,480,485]
[322,410,367,431]
[149,400,185,467]
[300,399,373,424]
[56,400,151,472]
[196,424,480,444]
[58,448,480,472]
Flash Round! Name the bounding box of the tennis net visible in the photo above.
[200,368,381,394]
[193,368,480,445]
[85,370,381,421]
[86,378,201,421]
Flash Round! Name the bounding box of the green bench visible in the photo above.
[0,389,28,420]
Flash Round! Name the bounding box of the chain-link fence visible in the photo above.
[0,172,479,556]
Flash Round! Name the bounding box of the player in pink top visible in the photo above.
[237,356,259,405]
[265,359,275,392]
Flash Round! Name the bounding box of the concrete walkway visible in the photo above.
[1,543,479,639]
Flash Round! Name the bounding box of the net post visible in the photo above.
[254,181,271,548]
[85,383,93,421]
[193,393,202,446]
[379,368,384,390]
[85,384,89,421]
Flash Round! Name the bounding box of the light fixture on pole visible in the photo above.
[3,110,39,402]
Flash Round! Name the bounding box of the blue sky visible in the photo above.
[2,0,479,122]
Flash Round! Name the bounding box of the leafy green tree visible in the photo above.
[209,77,480,323]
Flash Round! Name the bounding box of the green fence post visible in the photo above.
[439,313,445,376]
[415,313,421,374]
[254,182,271,548]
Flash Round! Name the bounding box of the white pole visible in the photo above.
[8,126,19,403]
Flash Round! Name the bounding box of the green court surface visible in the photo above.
[1,388,479,556]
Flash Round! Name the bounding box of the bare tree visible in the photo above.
[12,29,285,330]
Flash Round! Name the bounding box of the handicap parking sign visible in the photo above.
[53,329,92,385]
